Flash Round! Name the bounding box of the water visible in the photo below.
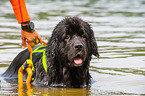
[0,0,145,95]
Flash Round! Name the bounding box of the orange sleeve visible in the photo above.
[10,0,31,23]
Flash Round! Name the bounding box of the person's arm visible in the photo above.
[10,0,30,23]
[10,0,44,48]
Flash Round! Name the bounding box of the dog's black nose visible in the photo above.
[75,43,83,50]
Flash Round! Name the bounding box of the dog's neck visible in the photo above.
[62,66,90,88]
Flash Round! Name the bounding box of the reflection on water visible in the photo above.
[34,87,91,96]
[0,0,145,95]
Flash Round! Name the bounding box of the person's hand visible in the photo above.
[21,29,44,48]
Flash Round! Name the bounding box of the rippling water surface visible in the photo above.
[0,0,145,95]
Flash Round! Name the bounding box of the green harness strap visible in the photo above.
[31,45,47,73]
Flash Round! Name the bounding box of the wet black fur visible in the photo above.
[2,17,99,88]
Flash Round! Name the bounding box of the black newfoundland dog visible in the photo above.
[2,17,99,88]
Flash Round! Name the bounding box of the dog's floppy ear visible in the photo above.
[47,36,58,59]
[90,30,99,57]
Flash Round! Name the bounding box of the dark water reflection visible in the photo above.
[0,0,145,95]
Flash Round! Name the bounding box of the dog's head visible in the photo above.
[62,31,89,67]
[47,17,99,67]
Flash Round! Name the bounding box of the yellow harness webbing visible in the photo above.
[31,46,47,73]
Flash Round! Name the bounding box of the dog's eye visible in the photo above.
[83,35,87,39]
[65,35,69,40]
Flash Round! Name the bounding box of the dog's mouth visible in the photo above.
[73,55,83,66]
[74,57,82,65]
[68,53,85,67]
